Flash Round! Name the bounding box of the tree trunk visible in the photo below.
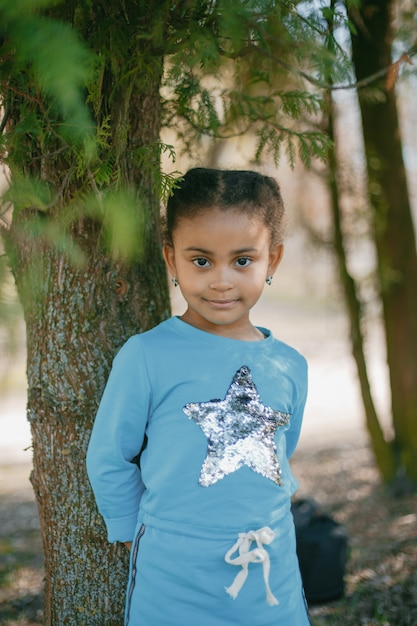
[5,34,170,626]
[322,1,395,484]
[348,0,417,489]
[325,93,396,482]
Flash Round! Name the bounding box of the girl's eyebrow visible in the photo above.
[183,247,212,254]
[183,246,259,255]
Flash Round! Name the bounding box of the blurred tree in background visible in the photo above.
[0,0,416,623]
[305,0,417,492]
[347,0,417,490]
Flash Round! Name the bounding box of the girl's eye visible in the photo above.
[235,257,251,267]
[193,257,210,267]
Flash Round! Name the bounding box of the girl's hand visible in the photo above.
[124,541,132,551]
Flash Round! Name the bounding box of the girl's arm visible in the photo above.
[86,337,151,543]
[285,356,308,458]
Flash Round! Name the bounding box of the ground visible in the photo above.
[0,464,43,626]
[294,444,417,626]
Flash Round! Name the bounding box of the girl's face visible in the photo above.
[163,208,283,341]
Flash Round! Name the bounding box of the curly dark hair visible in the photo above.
[163,168,286,246]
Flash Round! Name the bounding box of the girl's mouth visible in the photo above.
[205,299,239,309]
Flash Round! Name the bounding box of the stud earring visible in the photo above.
[171,277,179,287]
[265,275,273,286]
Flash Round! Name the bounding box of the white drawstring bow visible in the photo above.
[224,527,279,606]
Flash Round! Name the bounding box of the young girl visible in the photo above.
[87,168,310,625]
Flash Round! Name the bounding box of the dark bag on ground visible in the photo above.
[291,498,349,604]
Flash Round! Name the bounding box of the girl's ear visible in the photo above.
[162,243,177,277]
[268,243,284,276]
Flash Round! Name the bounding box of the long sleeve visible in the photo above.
[86,336,150,542]
[285,356,308,459]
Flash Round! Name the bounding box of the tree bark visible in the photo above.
[325,93,396,482]
[348,0,417,489]
[4,20,170,626]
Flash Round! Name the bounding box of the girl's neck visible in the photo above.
[179,312,265,342]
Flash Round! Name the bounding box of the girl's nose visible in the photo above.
[209,267,234,291]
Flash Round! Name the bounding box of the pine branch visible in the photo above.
[224,41,414,92]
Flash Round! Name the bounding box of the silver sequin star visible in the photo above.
[183,366,290,487]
